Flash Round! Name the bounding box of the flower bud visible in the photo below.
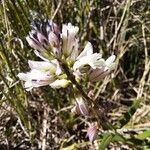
[86,123,97,142]
[71,97,89,116]
[49,79,70,89]
[48,32,59,48]
[26,36,43,50]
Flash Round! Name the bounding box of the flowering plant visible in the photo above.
[18,18,116,142]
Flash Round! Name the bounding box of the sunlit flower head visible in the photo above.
[20,17,116,90]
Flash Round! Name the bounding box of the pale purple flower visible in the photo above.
[18,69,56,91]
[73,42,116,81]
[61,23,79,61]
[71,96,89,116]
[86,123,97,142]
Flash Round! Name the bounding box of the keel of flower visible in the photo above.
[49,79,70,89]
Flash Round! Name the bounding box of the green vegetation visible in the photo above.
[0,0,150,149]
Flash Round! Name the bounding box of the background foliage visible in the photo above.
[0,0,150,149]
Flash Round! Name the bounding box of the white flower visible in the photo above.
[71,96,89,116]
[89,55,116,81]
[61,23,79,61]
[73,42,105,70]
[72,42,116,81]
[18,69,55,91]
[17,59,62,90]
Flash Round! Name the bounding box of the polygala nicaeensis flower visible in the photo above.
[61,23,79,61]
[71,96,89,116]
[18,69,56,91]
[89,55,116,81]
[17,15,117,144]
[73,42,116,81]
[17,59,64,90]
[86,123,97,142]
[73,42,105,71]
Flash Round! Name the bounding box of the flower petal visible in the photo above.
[28,60,56,73]
[62,23,79,57]
[87,123,97,142]
[77,42,93,60]
[73,53,104,70]
[26,36,42,50]
[34,50,50,61]
[105,55,116,67]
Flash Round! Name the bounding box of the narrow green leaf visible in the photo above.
[98,133,113,150]
[136,130,150,140]
[112,133,126,143]
[118,99,141,128]
[62,143,77,150]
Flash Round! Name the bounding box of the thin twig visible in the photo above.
[51,0,62,21]
[107,0,130,48]
[41,103,49,150]
[137,24,150,98]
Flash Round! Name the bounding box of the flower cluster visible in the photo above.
[18,18,116,142]
[18,19,116,90]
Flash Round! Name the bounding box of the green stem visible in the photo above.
[58,59,101,127]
